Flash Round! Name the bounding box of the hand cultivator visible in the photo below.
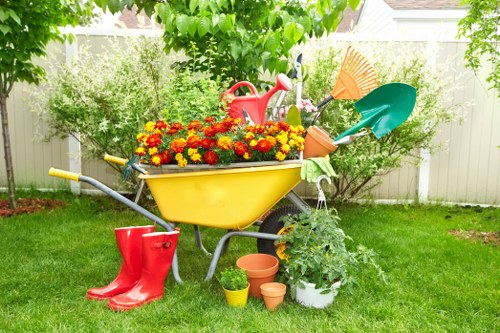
[49,46,417,311]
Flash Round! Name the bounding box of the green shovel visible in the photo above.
[334,83,416,141]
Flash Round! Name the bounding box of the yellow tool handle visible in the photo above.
[104,154,127,166]
[48,168,80,182]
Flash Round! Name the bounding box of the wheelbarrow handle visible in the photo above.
[104,154,127,166]
[48,167,80,182]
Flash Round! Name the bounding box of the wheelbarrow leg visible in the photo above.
[204,231,280,281]
[193,226,212,256]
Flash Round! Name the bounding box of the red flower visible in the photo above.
[277,121,290,132]
[233,141,248,157]
[204,126,217,137]
[204,150,219,165]
[200,138,215,149]
[168,122,184,135]
[256,139,273,153]
[205,116,215,123]
[160,150,172,164]
[187,135,201,149]
[213,122,227,134]
[155,120,168,130]
[146,134,162,148]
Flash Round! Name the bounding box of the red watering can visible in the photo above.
[223,74,292,125]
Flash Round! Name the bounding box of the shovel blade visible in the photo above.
[335,83,416,140]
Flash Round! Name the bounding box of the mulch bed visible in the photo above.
[0,198,66,217]
[448,229,500,246]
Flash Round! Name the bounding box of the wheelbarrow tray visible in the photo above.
[139,162,302,230]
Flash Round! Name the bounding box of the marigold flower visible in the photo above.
[204,150,219,165]
[276,151,286,161]
[151,155,162,166]
[244,132,255,141]
[280,144,291,154]
[249,140,258,149]
[135,147,146,156]
[205,116,215,123]
[200,138,215,149]
[155,120,168,130]
[146,134,162,148]
[190,152,202,163]
[204,126,217,137]
[213,122,227,134]
[256,139,273,153]
[175,153,184,161]
[187,135,201,149]
[160,150,172,164]
[187,148,198,156]
[277,122,290,132]
[217,136,232,151]
[276,133,288,145]
[266,136,277,146]
[170,138,187,153]
[144,121,155,132]
[177,157,188,167]
[136,133,147,142]
[148,147,159,156]
[243,151,252,160]
[233,141,248,157]
[188,120,203,131]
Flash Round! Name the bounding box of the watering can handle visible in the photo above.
[227,81,259,96]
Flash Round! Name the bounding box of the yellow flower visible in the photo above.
[153,129,162,135]
[276,151,286,161]
[148,147,159,156]
[288,139,296,147]
[187,148,198,156]
[266,136,277,146]
[136,133,146,142]
[175,153,184,161]
[243,152,252,160]
[190,152,202,163]
[144,121,155,132]
[249,139,258,149]
[276,133,288,145]
[244,132,255,141]
[151,155,162,166]
[281,144,291,154]
[177,157,188,167]
[134,147,146,156]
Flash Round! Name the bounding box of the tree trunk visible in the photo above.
[0,93,17,209]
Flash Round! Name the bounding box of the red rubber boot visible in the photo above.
[86,225,155,300]
[108,230,180,311]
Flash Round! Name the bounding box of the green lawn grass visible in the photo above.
[0,191,498,333]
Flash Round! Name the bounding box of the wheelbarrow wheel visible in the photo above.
[257,205,301,259]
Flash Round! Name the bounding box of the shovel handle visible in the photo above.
[104,154,127,166]
[48,168,80,182]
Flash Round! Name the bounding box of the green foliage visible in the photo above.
[305,44,467,200]
[218,267,248,291]
[94,0,360,86]
[35,37,227,177]
[279,209,385,290]
[457,0,499,97]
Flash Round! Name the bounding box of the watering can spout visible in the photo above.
[223,74,292,125]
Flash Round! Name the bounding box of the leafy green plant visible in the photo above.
[35,37,227,179]
[457,0,499,97]
[94,0,361,87]
[218,267,248,291]
[0,0,94,209]
[305,44,468,200]
[279,209,385,291]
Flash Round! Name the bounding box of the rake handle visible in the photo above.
[48,168,80,182]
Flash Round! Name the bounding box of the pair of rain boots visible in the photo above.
[86,225,179,311]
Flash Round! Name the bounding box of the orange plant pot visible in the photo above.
[236,254,279,298]
[260,282,287,311]
[303,126,338,159]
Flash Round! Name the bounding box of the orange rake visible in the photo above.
[314,46,379,112]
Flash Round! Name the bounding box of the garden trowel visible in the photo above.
[334,83,416,141]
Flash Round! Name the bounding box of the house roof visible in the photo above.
[383,0,463,10]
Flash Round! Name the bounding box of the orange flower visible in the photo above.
[233,141,248,157]
[187,135,201,149]
[146,134,162,148]
[188,120,203,131]
[170,138,187,153]
[256,139,273,153]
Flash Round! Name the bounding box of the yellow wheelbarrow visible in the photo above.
[49,157,311,283]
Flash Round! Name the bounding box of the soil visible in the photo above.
[448,229,500,246]
[0,198,66,218]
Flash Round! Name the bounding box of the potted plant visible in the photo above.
[279,209,385,309]
[218,267,250,308]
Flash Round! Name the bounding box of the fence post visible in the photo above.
[65,36,81,195]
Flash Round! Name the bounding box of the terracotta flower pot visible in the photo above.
[303,126,338,159]
[260,282,287,311]
[236,253,279,298]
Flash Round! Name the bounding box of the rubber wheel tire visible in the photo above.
[257,205,301,257]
